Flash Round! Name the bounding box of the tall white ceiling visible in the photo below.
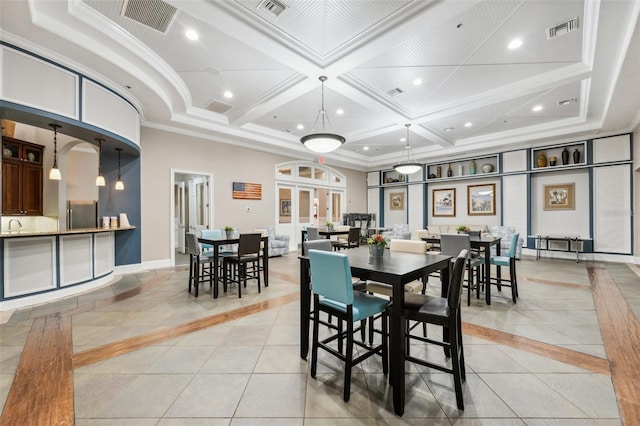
[1,0,639,170]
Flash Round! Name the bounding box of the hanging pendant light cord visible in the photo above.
[52,127,58,168]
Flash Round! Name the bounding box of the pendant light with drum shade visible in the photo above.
[114,148,124,190]
[95,138,106,187]
[48,124,62,180]
[393,124,422,175]
[300,76,345,153]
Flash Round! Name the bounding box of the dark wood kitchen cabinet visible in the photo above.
[2,137,44,215]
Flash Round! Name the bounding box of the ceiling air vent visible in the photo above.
[557,97,578,107]
[205,100,234,114]
[387,88,405,97]
[121,0,177,33]
[257,0,287,18]
[547,17,579,39]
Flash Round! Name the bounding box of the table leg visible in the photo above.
[213,246,219,298]
[300,259,311,360]
[484,246,491,305]
[390,279,405,416]
[263,238,269,286]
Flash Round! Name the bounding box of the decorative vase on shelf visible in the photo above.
[436,166,442,178]
[458,164,464,176]
[573,149,581,164]
[469,160,476,175]
[562,148,569,165]
[447,163,453,177]
[369,245,385,258]
[537,152,547,168]
[481,163,494,173]
[549,156,557,166]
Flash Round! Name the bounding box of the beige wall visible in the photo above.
[140,127,367,263]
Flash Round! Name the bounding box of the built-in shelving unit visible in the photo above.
[425,154,499,182]
[381,169,408,184]
[532,141,586,171]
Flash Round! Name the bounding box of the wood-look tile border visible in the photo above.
[522,276,592,290]
[588,262,640,425]
[461,322,610,375]
[73,292,300,368]
[0,314,74,426]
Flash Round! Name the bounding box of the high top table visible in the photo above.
[299,246,451,416]
[198,235,269,298]
[421,234,501,304]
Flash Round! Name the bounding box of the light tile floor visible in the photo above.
[1,253,638,425]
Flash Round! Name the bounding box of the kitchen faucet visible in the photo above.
[8,219,23,233]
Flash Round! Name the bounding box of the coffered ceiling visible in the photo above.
[1,0,639,170]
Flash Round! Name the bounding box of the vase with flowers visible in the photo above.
[456,225,471,234]
[325,222,334,231]
[367,234,387,257]
[224,226,234,239]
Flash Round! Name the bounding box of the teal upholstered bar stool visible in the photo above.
[308,249,389,402]
[486,233,520,303]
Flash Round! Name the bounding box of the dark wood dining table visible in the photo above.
[299,245,451,416]
[420,234,501,304]
[198,235,269,298]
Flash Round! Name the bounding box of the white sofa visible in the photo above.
[418,224,489,238]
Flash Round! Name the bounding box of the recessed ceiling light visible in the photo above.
[464,122,473,128]
[532,105,543,112]
[444,127,453,132]
[223,90,233,98]
[400,137,406,142]
[185,29,199,41]
[336,108,344,115]
[508,38,523,49]
[297,124,304,130]
[413,78,422,86]
[363,146,369,151]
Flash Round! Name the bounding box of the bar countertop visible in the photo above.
[0,226,136,239]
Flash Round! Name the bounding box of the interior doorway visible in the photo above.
[171,170,213,266]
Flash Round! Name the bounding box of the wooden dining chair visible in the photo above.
[223,233,262,298]
[185,232,213,297]
[332,227,360,250]
[403,249,468,409]
[308,249,389,402]
[441,233,482,305]
[484,233,520,303]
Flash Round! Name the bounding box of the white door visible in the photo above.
[276,185,295,249]
[175,182,186,253]
[296,186,315,248]
[188,177,209,235]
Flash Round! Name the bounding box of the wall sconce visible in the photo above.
[95,138,105,187]
[114,147,124,190]
[48,123,62,180]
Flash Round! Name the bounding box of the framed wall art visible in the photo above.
[544,183,575,210]
[280,199,291,216]
[467,183,496,215]
[390,192,404,210]
[432,188,456,217]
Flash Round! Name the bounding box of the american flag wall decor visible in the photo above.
[232,182,262,200]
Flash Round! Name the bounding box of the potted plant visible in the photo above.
[325,222,334,231]
[367,234,387,257]
[224,226,234,239]
[456,225,471,234]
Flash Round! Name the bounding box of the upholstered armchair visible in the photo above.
[489,226,524,259]
[255,226,290,257]
[382,224,411,240]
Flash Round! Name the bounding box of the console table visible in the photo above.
[532,235,592,263]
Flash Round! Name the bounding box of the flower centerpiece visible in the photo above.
[224,226,234,239]
[325,221,334,231]
[367,234,387,257]
[456,225,471,234]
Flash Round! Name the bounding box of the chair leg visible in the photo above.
[310,302,320,378]
[188,256,194,293]
[450,322,465,410]
[194,261,200,297]
[510,260,517,303]
[338,320,343,353]
[381,312,388,375]
[344,318,354,402]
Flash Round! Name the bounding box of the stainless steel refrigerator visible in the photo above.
[67,200,98,229]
